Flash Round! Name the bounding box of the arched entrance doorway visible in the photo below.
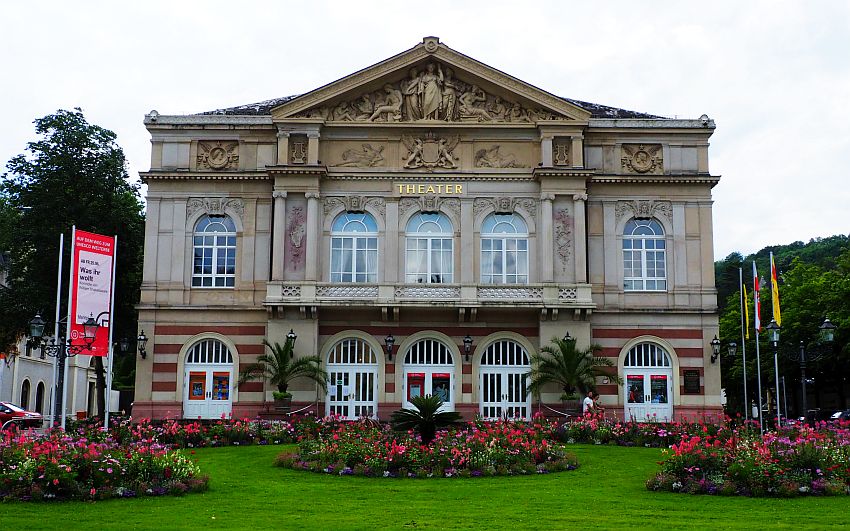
[402,338,455,411]
[183,338,234,419]
[623,343,674,421]
[479,339,531,419]
[325,338,379,419]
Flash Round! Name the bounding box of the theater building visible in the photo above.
[133,37,721,422]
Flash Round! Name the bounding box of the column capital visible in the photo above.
[276,130,291,139]
[305,192,321,200]
[572,193,588,202]
[307,131,321,139]
[273,191,288,199]
[540,192,556,202]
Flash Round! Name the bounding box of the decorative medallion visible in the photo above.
[197,141,238,170]
[621,144,662,174]
[401,132,459,171]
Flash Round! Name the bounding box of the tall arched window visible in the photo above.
[481,213,529,284]
[330,213,378,282]
[623,218,666,291]
[405,213,453,283]
[192,215,237,287]
[20,379,30,410]
[35,382,45,414]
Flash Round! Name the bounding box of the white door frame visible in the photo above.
[624,369,673,422]
[183,364,233,420]
[326,364,379,419]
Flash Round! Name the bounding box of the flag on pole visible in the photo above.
[770,252,781,326]
[752,261,761,332]
[743,284,750,340]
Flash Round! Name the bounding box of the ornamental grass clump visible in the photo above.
[647,421,850,497]
[276,415,578,478]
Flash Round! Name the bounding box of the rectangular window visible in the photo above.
[331,236,377,283]
[480,237,528,284]
[406,237,452,283]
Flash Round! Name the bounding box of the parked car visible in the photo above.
[0,401,43,429]
[830,409,850,421]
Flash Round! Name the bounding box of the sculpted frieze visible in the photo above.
[294,60,566,124]
[402,132,459,170]
[186,197,244,221]
[621,144,663,174]
[197,141,238,170]
[472,197,538,223]
[474,145,521,168]
[334,143,385,167]
[323,196,386,219]
[615,200,673,222]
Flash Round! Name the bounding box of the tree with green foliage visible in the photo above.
[390,394,462,444]
[0,108,145,417]
[527,337,621,399]
[237,339,328,396]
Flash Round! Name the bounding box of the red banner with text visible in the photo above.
[69,230,115,356]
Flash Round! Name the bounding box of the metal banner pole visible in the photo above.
[104,234,118,429]
[754,330,764,435]
[61,226,76,430]
[50,233,64,427]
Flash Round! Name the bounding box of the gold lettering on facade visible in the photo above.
[395,183,464,196]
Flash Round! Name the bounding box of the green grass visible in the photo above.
[2,444,848,530]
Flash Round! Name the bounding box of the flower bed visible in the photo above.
[647,422,850,497]
[0,429,208,501]
[276,417,577,478]
[557,413,737,448]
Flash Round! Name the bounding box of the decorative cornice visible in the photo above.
[141,172,270,182]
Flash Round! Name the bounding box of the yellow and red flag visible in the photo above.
[752,261,761,332]
[743,284,750,340]
[770,252,781,326]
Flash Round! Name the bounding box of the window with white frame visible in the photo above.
[623,218,666,291]
[192,215,237,287]
[330,212,378,283]
[405,213,453,283]
[480,213,529,284]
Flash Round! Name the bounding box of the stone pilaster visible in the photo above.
[305,192,320,280]
[271,191,287,280]
[573,193,588,283]
[540,193,555,282]
[541,135,554,167]
[307,132,320,165]
[276,130,290,165]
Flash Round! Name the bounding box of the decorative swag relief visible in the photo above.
[399,196,460,220]
[186,197,245,222]
[553,207,573,272]
[614,200,673,223]
[323,196,386,219]
[294,60,566,124]
[473,197,538,224]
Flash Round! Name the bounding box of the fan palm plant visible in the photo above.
[390,394,462,444]
[237,339,328,397]
[527,336,622,399]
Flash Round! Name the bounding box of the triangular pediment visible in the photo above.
[271,37,591,124]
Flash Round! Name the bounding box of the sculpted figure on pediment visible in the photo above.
[293,60,566,124]
[336,143,385,167]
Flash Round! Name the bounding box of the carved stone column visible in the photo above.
[385,199,399,283]
[276,131,290,165]
[271,191,287,280]
[541,136,554,167]
[540,193,555,283]
[307,132,320,165]
[305,192,320,280]
[573,193,588,283]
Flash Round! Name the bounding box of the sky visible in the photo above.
[1,0,848,259]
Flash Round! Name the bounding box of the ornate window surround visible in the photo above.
[622,217,667,292]
[480,213,529,285]
[330,212,379,283]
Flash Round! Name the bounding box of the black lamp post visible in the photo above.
[789,317,836,422]
[710,335,721,363]
[28,312,101,429]
[117,330,149,359]
[384,333,395,361]
[463,335,473,362]
[562,332,572,343]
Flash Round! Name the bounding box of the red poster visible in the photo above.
[69,230,115,356]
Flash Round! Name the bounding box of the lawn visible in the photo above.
[1,444,847,530]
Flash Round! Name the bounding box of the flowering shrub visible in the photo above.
[556,413,741,448]
[647,421,850,497]
[0,429,208,501]
[67,416,298,448]
[276,416,578,478]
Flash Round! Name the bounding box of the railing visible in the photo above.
[265,282,593,307]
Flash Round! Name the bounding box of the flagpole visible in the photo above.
[738,267,748,421]
[50,233,64,427]
[104,234,118,429]
[755,330,764,435]
[753,261,764,435]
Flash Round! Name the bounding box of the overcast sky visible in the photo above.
[1,1,848,258]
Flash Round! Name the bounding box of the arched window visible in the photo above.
[326,338,379,419]
[186,338,234,364]
[624,343,671,368]
[192,215,237,287]
[623,218,666,291]
[20,379,30,410]
[481,213,529,284]
[330,213,378,283]
[35,382,45,414]
[405,213,453,283]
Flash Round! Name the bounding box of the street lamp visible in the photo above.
[789,317,836,423]
[764,319,781,424]
[286,328,297,344]
[384,333,395,362]
[463,335,473,362]
[117,330,149,359]
[28,312,102,429]
[563,332,573,343]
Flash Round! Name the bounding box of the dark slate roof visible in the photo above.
[199,94,665,119]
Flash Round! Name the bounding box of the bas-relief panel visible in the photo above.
[294,60,567,124]
[284,199,307,280]
[553,201,574,282]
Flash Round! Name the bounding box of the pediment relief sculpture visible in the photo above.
[402,132,459,170]
[615,200,673,222]
[334,143,385,167]
[294,60,567,124]
[474,145,521,168]
[197,141,238,170]
[186,197,245,221]
[621,144,663,174]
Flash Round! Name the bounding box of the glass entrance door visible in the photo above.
[480,369,529,420]
[624,372,672,421]
[327,369,377,419]
[183,368,232,419]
